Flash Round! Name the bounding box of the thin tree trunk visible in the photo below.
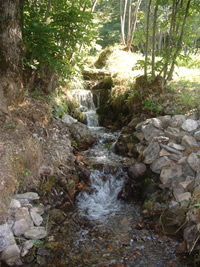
[127,0,132,46]
[162,0,176,85]
[144,0,152,76]
[167,0,191,81]
[126,0,142,51]
[120,0,128,45]
[152,0,158,79]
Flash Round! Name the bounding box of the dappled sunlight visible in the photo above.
[105,48,143,82]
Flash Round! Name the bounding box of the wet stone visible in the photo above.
[128,162,147,180]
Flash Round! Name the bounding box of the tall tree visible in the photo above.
[144,0,152,76]
[0,0,23,112]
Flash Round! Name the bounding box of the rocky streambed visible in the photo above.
[0,114,196,266]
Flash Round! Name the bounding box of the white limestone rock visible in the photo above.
[182,119,198,132]
[24,227,47,239]
[2,243,22,266]
[30,209,43,226]
[13,219,29,237]
[194,130,200,141]
[14,192,40,201]
[150,156,173,174]
[170,115,186,128]
[152,118,163,129]
[21,240,34,257]
[160,164,183,187]
[15,207,33,228]
[10,199,21,210]
[187,153,200,172]
[182,135,198,147]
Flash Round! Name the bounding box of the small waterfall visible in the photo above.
[72,89,99,127]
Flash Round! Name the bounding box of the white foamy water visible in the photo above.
[71,89,99,127]
[76,169,125,221]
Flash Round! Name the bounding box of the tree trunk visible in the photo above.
[126,0,142,51]
[152,0,158,79]
[162,0,176,86]
[144,0,152,76]
[127,0,132,46]
[120,0,128,46]
[0,0,23,110]
[167,0,191,81]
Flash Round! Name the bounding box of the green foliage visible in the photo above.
[23,0,96,87]
[143,98,163,116]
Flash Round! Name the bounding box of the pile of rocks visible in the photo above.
[0,192,47,266]
[116,114,200,251]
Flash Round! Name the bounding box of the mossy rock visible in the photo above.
[93,76,113,90]
[94,47,114,68]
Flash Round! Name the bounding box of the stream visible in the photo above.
[45,89,190,266]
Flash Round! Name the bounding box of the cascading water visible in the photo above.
[72,89,99,127]
[43,88,190,266]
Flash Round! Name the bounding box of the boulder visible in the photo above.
[150,156,173,174]
[15,207,33,228]
[194,130,200,141]
[179,176,195,192]
[128,162,147,180]
[142,124,163,142]
[2,243,22,266]
[175,192,191,203]
[187,153,200,172]
[151,118,163,129]
[24,227,47,239]
[13,219,29,236]
[143,142,160,164]
[30,209,43,226]
[182,135,198,147]
[14,192,39,201]
[93,76,113,90]
[160,164,183,187]
[68,122,96,150]
[182,119,198,132]
[170,115,186,128]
